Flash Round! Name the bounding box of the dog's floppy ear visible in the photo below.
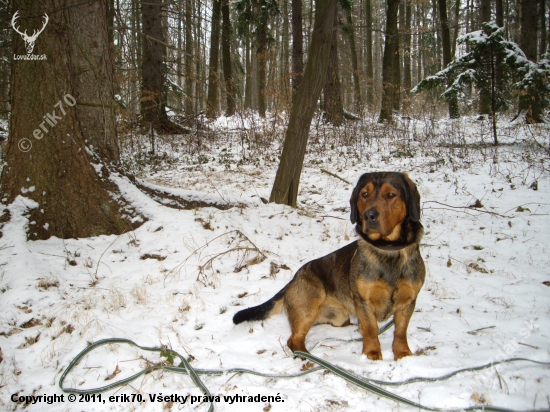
[402,173,421,222]
[349,175,365,223]
[350,186,359,224]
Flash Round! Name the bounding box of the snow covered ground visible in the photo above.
[1,115,549,411]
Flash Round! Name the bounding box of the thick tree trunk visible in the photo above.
[270,0,337,206]
[438,0,459,118]
[221,0,236,115]
[324,10,343,125]
[291,0,304,101]
[141,0,179,133]
[206,0,221,118]
[378,0,400,123]
[344,6,362,112]
[2,0,140,240]
[518,0,541,122]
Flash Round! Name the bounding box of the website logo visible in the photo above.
[11,11,48,60]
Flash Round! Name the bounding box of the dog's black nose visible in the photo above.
[365,209,379,222]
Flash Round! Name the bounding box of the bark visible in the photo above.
[184,0,194,114]
[518,0,541,122]
[324,10,343,125]
[256,4,270,117]
[451,0,460,57]
[270,0,337,206]
[344,6,362,112]
[291,0,304,101]
[206,0,221,118]
[281,0,290,106]
[393,3,402,111]
[365,0,374,109]
[141,0,181,133]
[378,0,400,123]
[244,32,253,109]
[539,0,547,58]
[221,0,236,115]
[478,0,491,115]
[438,0,459,118]
[2,0,141,240]
[403,1,412,91]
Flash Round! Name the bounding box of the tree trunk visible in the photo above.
[393,3,402,111]
[378,0,400,123]
[291,0,304,101]
[141,0,176,133]
[438,0,460,118]
[403,1,412,91]
[206,0,221,118]
[256,5,270,118]
[244,32,253,109]
[221,0,236,115]
[478,0,491,115]
[451,0,460,57]
[2,0,140,240]
[270,0,337,206]
[365,0,374,109]
[281,0,290,107]
[324,10,343,125]
[184,0,194,114]
[539,0,547,58]
[344,6,362,112]
[518,0,541,122]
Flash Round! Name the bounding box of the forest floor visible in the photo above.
[1,113,550,411]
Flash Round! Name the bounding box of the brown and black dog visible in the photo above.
[233,172,425,361]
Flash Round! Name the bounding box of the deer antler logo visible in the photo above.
[11,11,49,54]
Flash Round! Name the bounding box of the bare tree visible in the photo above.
[270,0,337,206]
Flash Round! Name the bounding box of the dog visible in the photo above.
[233,172,425,361]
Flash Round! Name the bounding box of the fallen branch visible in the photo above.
[320,169,351,185]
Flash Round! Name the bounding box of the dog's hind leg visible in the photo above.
[284,285,325,354]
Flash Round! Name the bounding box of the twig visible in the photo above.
[467,326,495,335]
[518,342,539,350]
[423,201,510,218]
[94,232,125,280]
[318,215,346,220]
[320,168,351,185]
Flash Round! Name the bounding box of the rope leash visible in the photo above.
[59,319,550,412]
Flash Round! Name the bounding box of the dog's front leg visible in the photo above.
[391,280,421,360]
[355,302,383,360]
[354,280,391,360]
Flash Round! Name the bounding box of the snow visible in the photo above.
[1,115,549,411]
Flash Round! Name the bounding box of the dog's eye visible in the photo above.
[361,192,368,198]
[387,193,397,199]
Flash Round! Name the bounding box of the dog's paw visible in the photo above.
[361,351,383,361]
[393,349,413,361]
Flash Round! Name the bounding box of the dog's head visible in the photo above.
[350,172,421,242]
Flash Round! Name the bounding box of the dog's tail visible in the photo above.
[233,287,286,324]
